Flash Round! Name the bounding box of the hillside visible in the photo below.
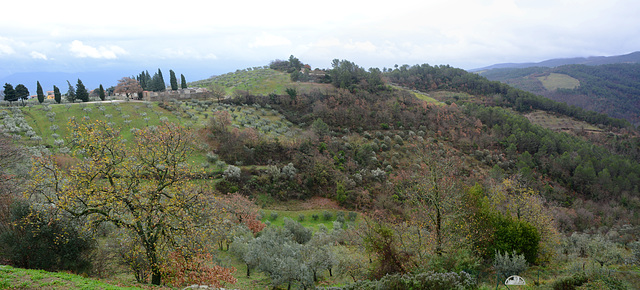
[2,59,640,289]
[471,51,640,71]
[479,63,640,126]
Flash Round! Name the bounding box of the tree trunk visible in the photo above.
[246,264,250,277]
[436,207,442,256]
[313,270,317,282]
[145,237,161,285]
[329,267,332,277]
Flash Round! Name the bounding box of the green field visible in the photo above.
[0,266,147,290]
[537,73,580,91]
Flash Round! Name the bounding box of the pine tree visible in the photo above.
[169,70,178,90]
[3,83,17,103]
[99,84,105,101]
[76,79,89,102]
[66,80,76,103]
[53,85,61,104]
[36,81,45,103]
[181,74,187,89]
[15,84,29,105]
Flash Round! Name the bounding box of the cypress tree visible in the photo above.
[99,84,105,101]
[181,74,187,89]
[157,69,165,91]
[36,81,45,103]
[66,80,76,103]
[76,79,89,102]
[169,70,178,90]
[150,69,165,92]
[53,85,61,104]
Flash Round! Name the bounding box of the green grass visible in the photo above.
[410,91,443,104]
[537,73,580,91]
[20,101,181,147]
[191,68,331,96]
[262,209,359,231]
[0,265,147,289]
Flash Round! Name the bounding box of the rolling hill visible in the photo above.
[2,60,640,289]
[479,63,640,126]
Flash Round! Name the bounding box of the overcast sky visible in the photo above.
[1,0,639,83]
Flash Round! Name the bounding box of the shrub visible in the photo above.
[492,215,540,264]
[312,214,319,221]
[347,211,358,221]
[223,165,241,181]
[0,201,93,273]
[551,272,589,290]
[323,211,333,221]
[270,211,279,221]
[339,271,475,290]
[297,214,305,222]
[283,217,312,244]
[493,250,528,279]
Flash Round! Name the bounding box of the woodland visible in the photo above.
[0,56,640,289]
[480,63,640,127]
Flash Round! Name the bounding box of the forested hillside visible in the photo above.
[2,57,640,289]
[480,63,640,126]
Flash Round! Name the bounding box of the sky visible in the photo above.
[1,0,639,92]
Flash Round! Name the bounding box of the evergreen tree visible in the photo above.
[53,85,61,104]
[66,80,76,103]
[169,70,178,90]
[76,79,89,102]
[137,70,152,91]
[181,74,187,89]
[3,83,17,103]
[150,69,165,92]
[15,84,29,105]
[98,84,105,101]
[36,81,45,103]
[157,69,165,91]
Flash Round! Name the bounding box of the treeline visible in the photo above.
[3,79,104,104]
[136,69,187,92]
[386,64,630,128]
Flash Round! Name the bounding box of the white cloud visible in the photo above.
[250,33,292,48]
[30,51,48,60]
[0,36,16,55]
[69,40,127,59]
[0,43,14,55]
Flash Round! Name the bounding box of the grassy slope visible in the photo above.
[536,73,580,91]
[524,110,601,131]
[0,266,149,290]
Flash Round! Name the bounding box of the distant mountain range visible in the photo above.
[470,51,640,72]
